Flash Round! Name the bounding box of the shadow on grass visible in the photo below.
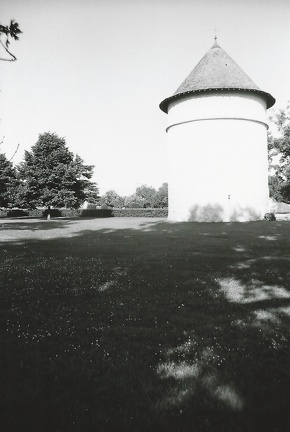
[0,218,75,231]
[1,219,290,432]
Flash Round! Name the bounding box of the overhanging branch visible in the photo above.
[0,38,17,61]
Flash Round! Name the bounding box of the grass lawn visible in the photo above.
[1,217,290,432]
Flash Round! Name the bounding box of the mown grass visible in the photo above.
[1,218,290,432]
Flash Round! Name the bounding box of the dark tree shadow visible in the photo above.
[188,203,262,222]
[189,204,224,222]
[0,219,74,232]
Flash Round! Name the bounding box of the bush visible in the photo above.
[112,208,168,218]
[128,202,143,208]
[264,212,276,221]
[80,209,113,218]
[1,207,168,219]
[60,208,81,218]
[0,208,8,218]
[28,208,44,218]
[6,209,29,218]
[86,203,96,209]
[43,208,62,218]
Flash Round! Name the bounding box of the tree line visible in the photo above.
[0,132,168,210]
[99,183,168,209]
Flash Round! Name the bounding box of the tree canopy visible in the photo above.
[99,183,168,209]
[16,132,99,209]
[135,185,160,208]
[0,153,19,207]
[268,104,290,203]
[156,183,168,208]
[0,20,22,61]
[99,190,125,208]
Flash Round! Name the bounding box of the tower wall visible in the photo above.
[166,92,269,222]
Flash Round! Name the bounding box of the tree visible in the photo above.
[16,132,99,209]
[99,190,125,208]
[0,20,22,161]
[122,184,169,208]
[0,20,22,61]
[135,183,169,208]
[71,154,99,205]
[97,184,168,209]
[155,183,168,208]
[0,153,19,207]
[136,185,157,208]
[124,193,145,208]
[268,103,290,203]
[268,176,285,202]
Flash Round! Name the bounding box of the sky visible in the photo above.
[1,0,290,196]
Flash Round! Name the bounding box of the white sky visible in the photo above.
[1,0,290,196]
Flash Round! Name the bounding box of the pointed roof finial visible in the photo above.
[212,29,219,48]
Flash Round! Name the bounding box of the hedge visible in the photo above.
[78,208,168,218]
[0,208,29,218]
[80,209,113,218]
[112,208,168,217]
[1,208,279,220]
[0,207,168,218]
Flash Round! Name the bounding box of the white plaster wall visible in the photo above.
[166,92,269,222]
[167,92,268,131]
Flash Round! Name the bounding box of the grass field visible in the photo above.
[1,217,290,432]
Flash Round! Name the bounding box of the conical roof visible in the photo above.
[159,40,275,113]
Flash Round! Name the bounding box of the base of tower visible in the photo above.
[168,202,266,222]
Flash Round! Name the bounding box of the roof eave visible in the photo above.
[159,88,276,113]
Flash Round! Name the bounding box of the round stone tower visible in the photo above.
[160,39,275,222]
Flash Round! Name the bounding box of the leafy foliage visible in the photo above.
[99,183,168,209]
[136,184,158,207]
[268,104,290,203]
[99,190,125,208]
[124,193,146,208]
[268,176,285,202]
[112,208,168,217]
[0,153,19,207]
[134,183,168,208]
[264,212,276,221]
[16,132,99,209]
[156,182,168,208]
[0,19,22,61]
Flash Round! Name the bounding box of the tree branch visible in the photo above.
[9,143,20,161]
[0,38,17,61]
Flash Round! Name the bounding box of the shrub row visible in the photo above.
[80,209,113,218]
[0,209,282,220]
[0,208,29,218]
[112,208,168,217]
[77,208,168,218]
[0,207,168,218]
